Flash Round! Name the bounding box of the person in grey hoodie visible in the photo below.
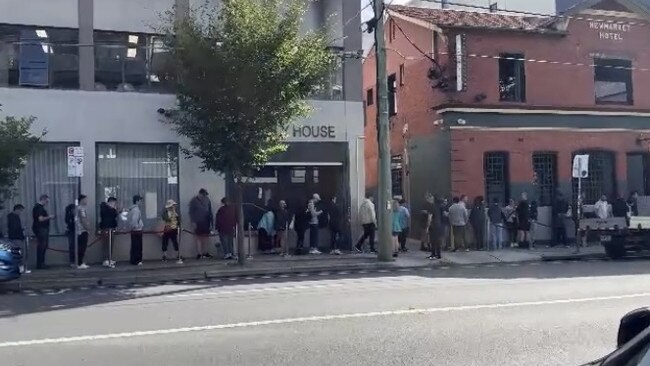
[128,195,144,265]
[448,196,469,252]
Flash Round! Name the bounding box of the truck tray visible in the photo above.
[629,216,650,230]
[579,217,627,231]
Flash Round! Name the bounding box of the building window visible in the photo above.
[96,143,179,230]
[291,168,306,183]
[391,155,403,197]
[498,53,526,102]
[5,143,80,236]
[389,19,396,42]
[399,64,405,86]
[94,31,173,93]
[309,47,344,100]
[572,151,616,204]
[532,152,557,206]
[594,58,633,105]
[484,152,510,205]
[366,88,374,106]
[0,24,79,89]
[388,73,397,116]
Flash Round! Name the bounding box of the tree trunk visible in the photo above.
[235,181,246,265]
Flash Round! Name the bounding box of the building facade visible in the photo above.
[363,0,650,241]
[0,0,363,265]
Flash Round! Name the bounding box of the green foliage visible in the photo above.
[160,0,335,180]
[0,114,43,203]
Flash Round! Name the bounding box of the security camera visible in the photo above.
[581,170,588,178]
[457,118,466,125]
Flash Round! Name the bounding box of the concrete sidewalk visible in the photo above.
[4,241,606,291]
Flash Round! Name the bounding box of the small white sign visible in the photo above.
[67,146,84,177]
[572,154,589,178]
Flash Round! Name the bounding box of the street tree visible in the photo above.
[0,110,44,205]
[160,0,336,263]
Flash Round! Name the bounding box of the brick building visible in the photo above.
[363,0,650,240]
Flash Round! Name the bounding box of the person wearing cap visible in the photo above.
[162,199,182,262]
[128,195,144,266]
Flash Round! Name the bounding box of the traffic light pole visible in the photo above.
[373,0,393,262]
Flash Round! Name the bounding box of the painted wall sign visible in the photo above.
[589,21,631,41]
[284,124,337,139]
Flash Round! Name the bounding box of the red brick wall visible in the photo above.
[450,128,648,197]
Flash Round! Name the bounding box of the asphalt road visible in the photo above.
[2,259,650,366]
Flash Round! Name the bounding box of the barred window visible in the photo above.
[572,151,616,204]
[391,155,403,197]
[484,152,509,205]
[532,153,557,206]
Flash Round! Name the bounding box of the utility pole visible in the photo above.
[372,0,393,262]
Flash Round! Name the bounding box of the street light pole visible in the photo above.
[372,0,393,262]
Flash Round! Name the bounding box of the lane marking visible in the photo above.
[3,292,649,348]
[163,283,345,298]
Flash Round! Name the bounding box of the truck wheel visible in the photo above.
[604,243,626,259]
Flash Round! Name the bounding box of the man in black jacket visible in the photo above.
[32,195,54,269]
[7,204,25,248]
[328,196,342,255]
[99,197,119,267]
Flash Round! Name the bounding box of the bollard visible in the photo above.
[176,229,183,264]
[246,223,253,259]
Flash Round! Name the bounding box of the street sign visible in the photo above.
[67,146,84,177]
[572,154,589,178]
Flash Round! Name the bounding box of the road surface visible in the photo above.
[2,259,650,365]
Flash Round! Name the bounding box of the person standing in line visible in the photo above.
[32,194,53,270]
[469,196,486,251]
[99,197,119,267]
[75,195,90,269]
[189,188,213,259]
[552,193,569,247]
[441,197,451,250]
[128,195,144,266]
[64,201,77,267]
[7,204,25,250]
[328,196,343,255]
[427,197,444,260]
[257,206,275,254]
[503,199,518,247]
[308,197,323,254]
[487,198,503,251]
[274,200,291,255]
[420,194,435,251]
[215,197,237,259]
[293,201,310,255]
[391,199,402,258]
[162,199,182,262]
[594,195,610,219]
[448,196,469,252]
[397,198,411,252]
[516,192,531,249]
[529,200,539,248]
[355,193,377,253]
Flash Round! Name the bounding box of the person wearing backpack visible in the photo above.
[128,195,144,265]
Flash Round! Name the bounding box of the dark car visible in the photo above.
[584,307,650,365]
[0,239,23,282]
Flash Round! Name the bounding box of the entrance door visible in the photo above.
[627,153,648,196]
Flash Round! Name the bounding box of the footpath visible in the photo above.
[5,240,605,292]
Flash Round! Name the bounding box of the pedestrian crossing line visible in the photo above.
[7,291,650,348]
[529,262,541,266]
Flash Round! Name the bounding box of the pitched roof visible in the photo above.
[388,5,550,32]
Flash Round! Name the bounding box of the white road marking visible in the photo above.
[4,292,649,348]
[163,283,345,298]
